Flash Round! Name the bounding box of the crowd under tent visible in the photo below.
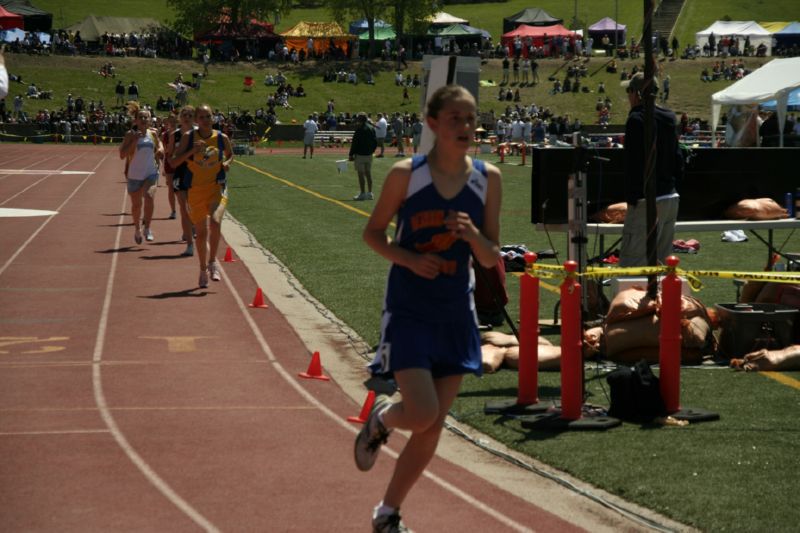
[66,15,162,42]
[0,5,23,29]
[711,57,800,147]
[0,1,50,32]
[501,23,575,56]
[281,21,356,56]
[775,22,800,48]
[503,8,562,33]
[695,20,773,55]
[588,17,626,47]
[196,18,281,59]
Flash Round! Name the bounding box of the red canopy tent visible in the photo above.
[0,5,24,30]
[501,23,575,57]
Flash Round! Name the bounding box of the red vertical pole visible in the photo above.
[499,144,505,164]
[520,143,526,166]
[560,260,582,420]
[517,252,539,405]
[659,255,682,413]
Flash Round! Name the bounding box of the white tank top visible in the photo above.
[128,130,158,181]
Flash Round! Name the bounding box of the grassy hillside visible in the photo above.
[5,52,771,127]
[36,0,177,29]
[6,0,793,125]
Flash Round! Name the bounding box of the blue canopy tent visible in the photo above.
[348,18,391,36]
[774,21,800,48]
[761,86,800,111]
[0,26,24,41]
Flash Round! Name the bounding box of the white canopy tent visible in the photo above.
[427,12,469,26]
[711,57,800,147]
[696,20,772,55]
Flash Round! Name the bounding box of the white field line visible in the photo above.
[0,154,107,277]
[0,154,85,206]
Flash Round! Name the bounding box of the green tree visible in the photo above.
[168,0,292,35]
[389,0,438,60]
[328,0,390,59]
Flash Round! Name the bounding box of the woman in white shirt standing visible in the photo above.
[119,108,164,244]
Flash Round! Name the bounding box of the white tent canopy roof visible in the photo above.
[711,57,800,146]
[696,20,773,53]
[428,12,469,26]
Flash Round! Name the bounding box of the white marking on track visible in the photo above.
[90,177,220,532]
[0,153,61,179]
[0,208,59,217]
[0,169,94,175]
[0,154,86,207]
[218,265,535,532]
[0,155,102,278]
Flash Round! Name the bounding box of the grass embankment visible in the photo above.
[5,53,772,127]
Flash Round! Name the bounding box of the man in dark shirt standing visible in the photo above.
[349,112,378,200]
[128,81,139,101]
[620,72,682,267]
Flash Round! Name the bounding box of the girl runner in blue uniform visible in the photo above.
[355,85,502,532]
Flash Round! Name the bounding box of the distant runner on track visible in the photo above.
[171,104,233,288]
[119,106,163,245]
[167,105,197,257]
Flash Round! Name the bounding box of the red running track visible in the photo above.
[0,145,658,532]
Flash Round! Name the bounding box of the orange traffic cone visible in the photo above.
[248,288,269,308]
[299,351,330,381]
[223,246,237,263]
[347,390,375,423]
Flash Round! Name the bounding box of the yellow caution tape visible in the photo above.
[681,269,800,284]
[539,280,561,294]
[584,265,666,277]
[523,263,799,294]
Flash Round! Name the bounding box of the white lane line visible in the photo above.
[0,154,107,278]
[0,429,111,436]
[218,265,534,533]
[0,153,85,206]
[0,208,59,217]
[90,180,220,533]
[0,169,94,175]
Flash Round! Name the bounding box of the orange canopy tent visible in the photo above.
[280,21,356,56]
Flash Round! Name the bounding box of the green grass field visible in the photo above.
[226,151,799,531]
